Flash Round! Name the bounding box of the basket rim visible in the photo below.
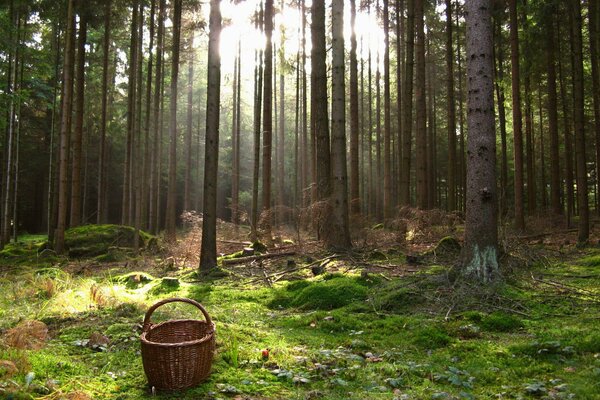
[140,319,216,347]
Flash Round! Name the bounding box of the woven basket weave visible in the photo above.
[140,298,215,390]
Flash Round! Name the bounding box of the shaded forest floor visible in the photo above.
[0,216,599,399]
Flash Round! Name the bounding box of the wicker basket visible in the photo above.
[140,298,216,390]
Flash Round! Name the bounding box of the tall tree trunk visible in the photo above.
[47,23,61,240]
[570,0,589,243]
[311,0,330,203]
[457,3,466,211]
[462,0,498,282]
[149,0,165,234]
[133,1,144,248]
[277,0,285,222]
[590,0,600,215]
[301,0,308,207]
[262,0,274,236]
[509,0,525,230]
[141,0,155,230]
[396,0,404,210]
[558,22,575,225]
[539,89,547,209]
[54,0,75,254]
[97,0,111,224]
[375,33,382,220]
[383,0,392,220]
[232,40,241,227]
[414,0,427,209]
[122,0,139,226]
[400,0,414,205]
[349,0,360,215]
[445,0,457,211]
[250,4,263,242]
[328,0,352,249]
[494,12,508,217]
[185,34,194,213]
[200,0,222,273]
[546,7,561,215]
[164,0,182,242]
[2,2,17,246]
[70,14,87,228]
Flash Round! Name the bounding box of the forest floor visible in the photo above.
[0,215,599,399]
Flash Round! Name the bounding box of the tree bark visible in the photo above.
[445,0,457,211]
[570,0,589,243]
[250,5,263,242]
[589,0,600,215]
[70,14,87,228]
[383,0,392,220]
[149,0,165,234]
[164,0,182,242]
[311,0,330,203]
[414,0,427,209]
[199,0,222,273]
[349,0,360,215]
[400,0,414,205]
[462,0,499,282]
[184,34,194,214]
[509,0,525,230]
[97,0,111,224]
[328,0,352,250]
[261,0,274,236]
[54,0,75,254]
[546,8,561,215]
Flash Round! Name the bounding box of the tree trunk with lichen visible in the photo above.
[462,0,499,283]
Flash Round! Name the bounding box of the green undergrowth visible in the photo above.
[0,249,599,399]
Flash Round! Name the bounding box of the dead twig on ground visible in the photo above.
[222,251,296,266]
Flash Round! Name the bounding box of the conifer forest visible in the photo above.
[0,0,600,399]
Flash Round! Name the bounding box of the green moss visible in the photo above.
[270,275,369,310]
[64,224,154,258]
[479,312,524,332]
[575,333,600,353]
[412,326,453,349]
[147,277,181,296]
[112,271,155,289]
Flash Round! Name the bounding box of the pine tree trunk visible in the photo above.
[400,0,414,205]
[462,0,499,282]
[570,0,589,243]
[141,0,155,230]
[54,0,75,254]
[199,0,222,273]
[383,0,392,220]
[349,0,360,215]
[97,0,111,224]
[70,15,87,228]
[165,0,182,242]
[558,24,575,225]
[185,34,194,213]
[396,0,404,210]
[122,0,139,226]
[261,0,274,236]
[494,13,509,218]
[327,0,352,249]
[509,0,525,230]
[311,0,330,203]
[232,41,241,227]
[277,0,285,222]
[149,0,165,234]
[415,0,427,209]
[589,0,600,215]
[546,8,561,215]
[445,0,456,211]
[539,90,547,209]
[250,5,263,242]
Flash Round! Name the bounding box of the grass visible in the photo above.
[0,238,599,399]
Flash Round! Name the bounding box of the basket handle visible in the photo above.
[143,297,212,332]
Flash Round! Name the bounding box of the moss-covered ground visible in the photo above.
[0,229,599,399]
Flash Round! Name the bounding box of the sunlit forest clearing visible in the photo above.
[1,0,600,398]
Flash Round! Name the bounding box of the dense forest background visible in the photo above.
[0,0,598,254]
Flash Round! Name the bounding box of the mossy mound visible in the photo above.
[148,277,181,296]
[270,275,369,310]
[64,224,154,258]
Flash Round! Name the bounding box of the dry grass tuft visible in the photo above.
[4,320,48,350]
[0,359,18,378]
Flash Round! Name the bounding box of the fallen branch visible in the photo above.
[247,254,340,284]
[222,251,296,266]
[517,228,578,241]
[217,239,252,245]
